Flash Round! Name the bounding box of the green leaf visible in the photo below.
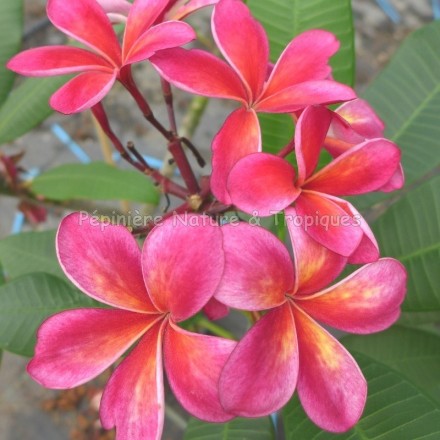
[184,417,275,440]
[0,273,97,356]
[0,230,63,279]
[372,176,440,314]
[283,352,440,439]
[31,162,160,204]
[0,261,5,285]
[0,0,23,104]
[356,21,440,210]
[248,0,355,155]
[0,76,70,144]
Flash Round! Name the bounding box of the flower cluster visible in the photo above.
[9,0,408,439]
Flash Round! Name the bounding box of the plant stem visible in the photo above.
[197,317,236,340]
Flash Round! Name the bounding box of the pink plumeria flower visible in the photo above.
[7,0,195,114]
[151,0,356,203]
[324,98,404,192]
[28,212,236,440]
[215,218,407,432]
[227,105,402,260]
[96,0,131,22]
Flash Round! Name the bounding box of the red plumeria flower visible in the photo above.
[28,212,236,440]
[151,0,356,203]
[214,218,407,432]
[324,98,404,192]
[7,0,195,114]
[227,105,402,260]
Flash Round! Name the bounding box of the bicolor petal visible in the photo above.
[211,108,261,204]
[100,319,166,440]
[220,304,298,417]
[164,321,236,422]
[142,215,224,321]
[167,0,218,20]
[215,222,294,310]
[57,212,156,313]
[296,258,407,334]
[212,0,268,101]
[293,306,367,433]
[28,309,159,388]
[228,153,300,216]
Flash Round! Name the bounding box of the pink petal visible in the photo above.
[293,305,367,432]
[97,0,131,16]
[167,0,218,20]
[164,321,236,421]
[220,304,298,417]
[379,164,405,192]
[47,0,121,66]
[57,212,156,313]
[100,319,166,440]
[255,80,356,113]
[7,46,113,76]
[297,258,407,334]
[227,153,300,216]
[203,298,230,321]
[211,108,261,204]
[263,30,339,97]
[142,215,224,321]
[303,139,401,196]
[295,105,333,185]
[28,309,159,388]
[50,71,117,114]
[285,207,347,296]
[123,0,169,58]
[212,0,268,101]
[295,191,363,256]
[124,21,195,65]
[215,222,294,310]
[151,48,247,102]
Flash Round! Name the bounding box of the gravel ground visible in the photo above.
[0,0,435,439]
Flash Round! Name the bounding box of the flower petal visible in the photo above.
[203,298,230,321]
[295,105,333,184]
[296,258,407,334]
[28,309,158,388]
[142,215,224,321]
[151,47,247,101]
[50,71,117,114]
[255,80,356,113]
[7,46,113,76]
[211,108,261,204]
[228,153,300,216]
[215,222,294,310]
[47,0,121,65]
[124,21,195,65]
[220,304,298,417]
[167,0,218,20]
[293,305,367,432]
[263,30,339,97]
[295,191,363,256]
[304,139,401,195]
[100,319,166,440]
[164,321,236,421]
[285,207,347,295]
[97,0,131,16]
[379,164,405,192]
[57,212,156,313]
[212,0,268,101]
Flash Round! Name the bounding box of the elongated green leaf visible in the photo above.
[356,21,440,210]
[31,162,160,204]
[0,0,23,104]
[283,352,440,439]
[0,76,69,144]
[248,0,354,153]
[0,230,63,279]
[0,273,97,356]
[0,261,5,285]
[372,176,440,314]
[184,417,275,440]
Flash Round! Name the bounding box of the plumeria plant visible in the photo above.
[1,0,439,439]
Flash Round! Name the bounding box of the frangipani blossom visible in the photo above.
[215,218,407,432]
[151,0,356,203]
[28,212,236,440]
[227,105,401,259]
[7,0,196,114]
